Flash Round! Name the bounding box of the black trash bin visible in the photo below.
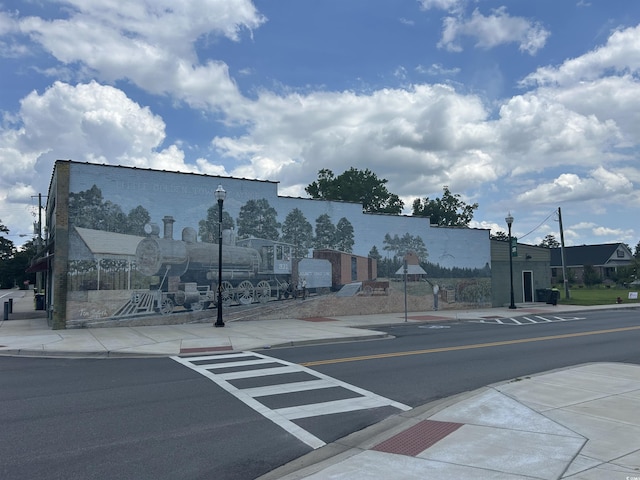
[35,294,45,311]
[547,289,559,306]
[536,289,549,303]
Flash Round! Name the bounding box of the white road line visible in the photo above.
[535,316,553,322]
[171,352,410,449]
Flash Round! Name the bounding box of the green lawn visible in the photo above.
[558,286,640,306]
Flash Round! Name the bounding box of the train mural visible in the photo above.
[119,215,301,315]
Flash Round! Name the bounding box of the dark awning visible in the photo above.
[26,254,53,273]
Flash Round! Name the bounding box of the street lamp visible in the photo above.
[505,212,516,309]
[214,184,226,327]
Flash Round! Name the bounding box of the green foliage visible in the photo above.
[412,186,478,226]
[237,198,281,240]
[313,213,336,249]
[491,232,509,241]
[199,205,235,243]
[305,168,404,214]
[582,264,601,286]
[538,234,560,248]
[382,232,428,261]
[334,217,354,253]
[368,245,382,260]
[559,286,640,306]
[0,238,37,289]
[0,219,13,261]
[281,208,313,258]
[68,185,151,234]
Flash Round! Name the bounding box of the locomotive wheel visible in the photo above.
[220,281,234,307]
[237,280,254,305]
[256,280,271,303]
[190,301,205,312]
[280,282,289,299]
[160,297,174,315]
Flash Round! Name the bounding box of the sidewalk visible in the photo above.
[1,290,639,479]
[0,289,634,357]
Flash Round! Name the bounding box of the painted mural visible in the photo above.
[59,162,491,322]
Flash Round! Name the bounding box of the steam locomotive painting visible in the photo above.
[128,215,297,315]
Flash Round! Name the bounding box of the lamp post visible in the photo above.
[214,184,226,327]
[505,212,516,309]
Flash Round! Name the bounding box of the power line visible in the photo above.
[518,208,557,241]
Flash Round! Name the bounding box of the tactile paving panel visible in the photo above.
[372,419,463,457]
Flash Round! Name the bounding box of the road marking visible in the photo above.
[473,314,586,326]
[171,351,410,449]
[300,325,640,367]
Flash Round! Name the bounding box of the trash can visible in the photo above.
[35,294,45,311]
[536,289,549,303]
[547,289,559,306]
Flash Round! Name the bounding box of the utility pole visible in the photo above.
[558,207,570,300]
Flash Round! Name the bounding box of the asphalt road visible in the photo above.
[1,308,638,479]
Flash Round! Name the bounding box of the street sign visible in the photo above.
[511,237,518,257]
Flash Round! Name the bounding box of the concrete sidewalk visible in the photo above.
[2,290,639,479]
[0,289,634,357]
[262,362,640,480]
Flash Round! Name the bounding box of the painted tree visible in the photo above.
[237,198,281,240]
[334,217,355,253]
[199,206,235,243]
[306,168,404,214]
[368,245,382,260]
[314,213,336,249]
[412,186,478,226]
[383,232,428,261]
[281,208,313,258]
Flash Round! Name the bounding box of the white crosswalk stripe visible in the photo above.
[472,314,586,326]
[171,352,410,449]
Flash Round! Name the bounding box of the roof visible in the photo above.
[550,243,633,267]
[395,264,427,275]
[74,227,144,256]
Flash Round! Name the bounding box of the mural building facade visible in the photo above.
[45,160,491,329]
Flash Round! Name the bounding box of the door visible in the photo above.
[522,271,533,302]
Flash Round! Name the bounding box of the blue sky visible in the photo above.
[1,0,639,249]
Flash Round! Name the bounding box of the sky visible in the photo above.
[1,0,639,249]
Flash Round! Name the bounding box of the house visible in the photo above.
[550,243,634,284]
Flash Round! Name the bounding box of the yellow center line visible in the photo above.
[301,325,640,367]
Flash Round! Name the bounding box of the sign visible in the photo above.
[629,292,638,300]
[511,237,518,257]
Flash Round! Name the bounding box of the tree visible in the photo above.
[539,234,560,248]
[382,232,428,261]
[491,232,509,241]
[305,168,404,214]
[0,220,13,261]
[199,205,235,243]
[281,208,313,258]
[412,186,478,226]
[68,185,151,234]
[583,264,601,286]
[237,199,281,240]
[125,206,152,236]
[314,214,336,249]
[0,237,36,289]
[334,217,355,253]
[368,245,382,260]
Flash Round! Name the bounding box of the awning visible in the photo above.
[26,254,53,273]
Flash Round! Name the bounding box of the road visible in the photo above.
[0,308,638,479]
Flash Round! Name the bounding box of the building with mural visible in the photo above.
[42,160,491,329]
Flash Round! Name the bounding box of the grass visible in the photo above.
[558,285,640,306]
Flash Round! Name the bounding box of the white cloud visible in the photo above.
[516,167,633,205]
[439,8,550,55]
[15,0,264,112]
[418,0,465,13]
[0,81,200,235]
[522,24,640,86]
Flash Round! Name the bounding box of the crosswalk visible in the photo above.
[472,314,586,326]
[171,352,411,449]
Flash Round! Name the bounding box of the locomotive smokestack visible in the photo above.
[162,216,175,239]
